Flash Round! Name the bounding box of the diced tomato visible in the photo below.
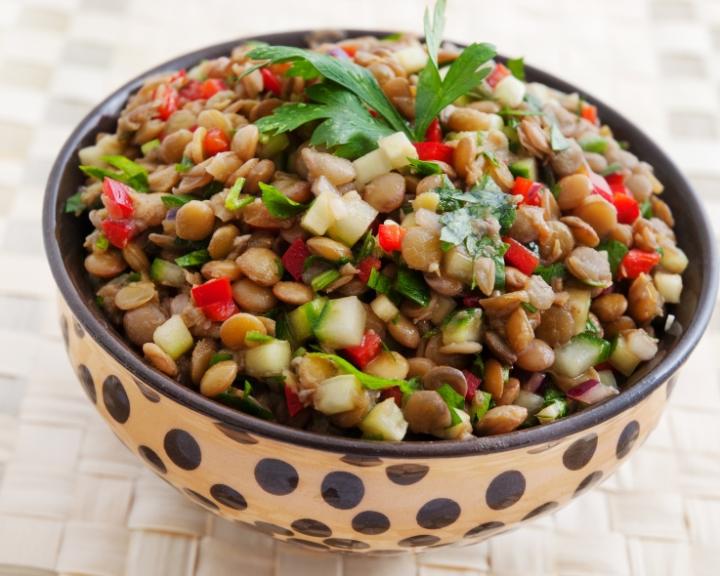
[486,63,510,89]
[168,69,187,84]
[462,370,482,401]
[357,256,382,283]
[102,178,134,219]
[581,102,598,125]
[619,249,661,279]
[344,330,382,370]
[380,386,403,407]
[512,177,543,206]
[425,118,442,142]
[201,299,238,322]
[588,171,614,203]
[260,67,282,96]
[178,80,203,103]
[101,219,135,249]
[605,172,628,195]
[281,238,310,281]
[156,85,179,121]
[503,237,539,275]
[284,385,305,417]
[413,141,454,164]
[613,192,640,224]
[340,44,358,58]
[191,277,234,308]
[377,223,406,252]
[200,78,227,100]
[203,128,230,156]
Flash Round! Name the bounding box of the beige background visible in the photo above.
[0,0,719,574]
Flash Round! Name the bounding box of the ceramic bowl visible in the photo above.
[43,30,718,553]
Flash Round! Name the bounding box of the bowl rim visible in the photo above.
[43,29,719,458]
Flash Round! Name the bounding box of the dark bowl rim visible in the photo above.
[43,29,719,458]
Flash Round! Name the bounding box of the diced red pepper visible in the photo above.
[581,102,598,125]
[201,299,238,322]
[605,172,628,195]
[486,63,510,89]
[613,192,640,224]
[344,330,382,370]
[377,223,406,252]
[102,178,134,219]
[357,256,382,283]
[512,177,543,206]
[413,141,454,164]
[200,78,227,100]
[281,238,310,281]
[191,277,234,308]
[503,237,539,276]
[156,85,179,121]
[425,118,442,142]
[203,128,230,156]
[178,80,203,103]
[619,249,661,279]
[340,44,358,58]
[380,386,403,407]
[101,219,135,249]
[260,67,282,96]
[284,385,305,417]
[462,370,482,401]
[168,69,187,84]
[588,171,614,203]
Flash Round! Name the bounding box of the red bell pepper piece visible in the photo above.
[512,177,543,206]
[380,386,403,407]
[281,238,310,281]
[503,237,539,275]
[413,141,454,164]
[605,172,628,195]
[201,299,238,322]
[344,330,382,369]
[260,67,282,96]
[425,118,442,142]
[340,45,358,58]
[613,192,640,224]
[102,178,134,219]
[156,85,179,120]
[357,256,382,283]
[191,277,234,308]
[168,69,187,84]
[178,80,203,103]
[377,223,406,252]
[619,249,661,279]
[462,370,482,401]
[203,128,230,156]
[101,219,135,249]
[200,78,227,100]
[486,63,510,89]
[581,102,598,125]
[588,171,614,203]
[284,385,305,417]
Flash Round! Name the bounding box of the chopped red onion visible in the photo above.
[522,372,546,393]
[567,379,619,405]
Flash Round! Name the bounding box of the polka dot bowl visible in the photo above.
[44,31,718,553]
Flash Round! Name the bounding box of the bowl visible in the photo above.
[43,30,718,553]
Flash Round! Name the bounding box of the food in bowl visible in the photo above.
[65,1,686,442]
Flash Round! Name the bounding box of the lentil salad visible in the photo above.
[67,1,686,441]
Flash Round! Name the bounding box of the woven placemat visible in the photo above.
[1,0,719,574]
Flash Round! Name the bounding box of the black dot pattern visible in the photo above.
[464,521,504,538]
[416,498,461,530]
[386,463,429,485]
[574,471,603,496]
[184,489,218,510]
[215,422,259,444]
[254,521,293,537]
[562,433,598,471]
[133,377,160,403]
[102,375,130,423]
[76,364,96,404]
[324,538,369,550]
[352,510,390,535]
[287,538,329,551]
[522,501,559,521]
[616,420,640,459]
[321,471,364,510]
[210,484,247,510]
[398,534,440,548]
[486,470,526,510]
[164,429,202,470]
[291,518,332,537]
[138,445,166,474]
[340,455,383,467]
[255,458,298,495]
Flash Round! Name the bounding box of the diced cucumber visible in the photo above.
[565,287,592,335]
[287,298,327,342]
[552,333,611,378]
[442,308,482,345]
[653,271,682,303]
[327,191,378,246]
[314,296,367,348]
[494,75,526,107]
[313,374,364,415]
[378,132,418,169]
[244,339,291,378]
[301,192,336,236]
[393,46,429,74]
[515,390,545,415]
[353,148,393,187]
[436,408,472,440]
[536,398,568,424]
[609,333,641,376]
[151,258,186,288]
[359,398,408,441]
[597,369,618,390]
[578,134,608,154]
[508,157,537,180]
[153,315,194,359]
[660,245,688,274]
[624,329,658,361]
[370,294,399,322]
[442,246,474,284]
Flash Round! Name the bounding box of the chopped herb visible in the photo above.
[407,157,443,176]
[356,232,377,261]
[245,331,274,344]
[436,382,465,426]
[197,180,224,198]
[640,199,653,218]
[161,194,193,207]
[308,352,419,394]
[260,182,308,218]
[423,0,446,65]
[585,317,601,336]
[141,138,161,155]
[534,262,566,284]
[394,267,430,307]
[64,191,85,214]
[285,60,322,79]
[80,154,149,192]
[600,162,622,176]
[216,390,274,420]
[367,267,392,293]
[483,150,500,167]
[311,269,341,291]
[175,157,193,173]
[578,135,608,154]
[521,301,538,313]
[506,56,525,80]
[598,239,629,277]
[225,177,252,211]
[543,386,564,404]
[175,249,210,268]
[382,32,404,41]
[550,123,570,152]
[471,390,492,422]
[209,352,233,367]
[95,233,109,251]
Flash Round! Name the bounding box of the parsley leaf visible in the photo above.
[598,239,629,277]
[64,191,85,214]
[424,0,446,65]
[535,262,566,284]
[175,156,193,173]
[161,194,193,207]
[259,182,307,218]
[80,155,149,192]
[550,123,570,152]
[507,57,525,80]
[436,383,465,426]
[175,249,210,268]
[407,157,444,176]
[308,353,418,394]
[394,267,430,307]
